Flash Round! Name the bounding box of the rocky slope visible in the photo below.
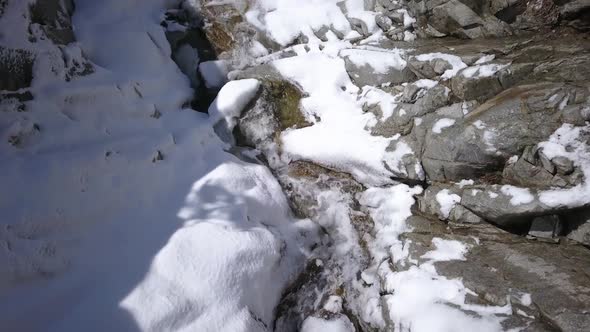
[191,0,590,331]
[2,0,590,331]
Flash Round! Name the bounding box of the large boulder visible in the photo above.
[422,83,587,182]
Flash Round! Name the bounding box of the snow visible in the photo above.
[500,185,535,205]
[272,49,406,186]
[537,124,590,208]
[245,0,367,46]
[0,0,542,330]
[340,48,407,74]
[0,1,313,331]
[414,53,467,79]
[301,315,355,332]
[461,63,509,78]
[475,54,496,64]
[357,184,508,330]
[457,179,475,188]
[415,78,439,89]
[507,155,519,164]
[520,293,532,306]
[422,238,468,262]
[436,189,461,219]
[208,79,261,137]
[361,86,401,119]
[432,118,456,133]
[199,60,229,89]
[324,295,344,313]
[473,120,486,130]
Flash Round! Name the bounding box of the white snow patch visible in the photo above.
[436,189,461,219]
[273,51,403,185]
[457,179,474,188]
[245,0,374,46]
[501,185,535,205]
[414,53,467,79]
[415,79,439,89]
[361,86,401,119]
[473,120,486,129]
[432,118,456,133]
[422,238,468,262]
[538,124,590,208]
[520,293,532,306]
[475,54,495,64]
[324,295,344,313]
[208,79,261,133]
[301,315,355,332]
[199,60,229,89]
[461,63,509,78]
[507,155,519,164]
[340,48,407,74]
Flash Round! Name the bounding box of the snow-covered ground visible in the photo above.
[3,0,589,331]
[0,1,316,331]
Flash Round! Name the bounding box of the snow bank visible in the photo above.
[0,1,314,331]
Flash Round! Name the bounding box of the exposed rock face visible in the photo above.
[405,0,590,38]
[405,216,590,332]
[422,82,585,181]
[226,20,590,327]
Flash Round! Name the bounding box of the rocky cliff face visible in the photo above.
[192,0,590,331]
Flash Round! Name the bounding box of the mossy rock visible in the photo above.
[263,80,310,130]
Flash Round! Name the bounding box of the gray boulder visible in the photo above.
[422,83,586,182]
[341,49,416,86]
